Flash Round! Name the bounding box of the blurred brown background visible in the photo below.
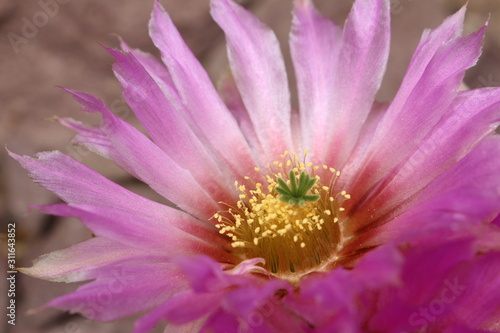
[1,0,498,332]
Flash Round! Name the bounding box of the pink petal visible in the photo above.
[387,6,466,107]
[60,89,225,219]
[217,72,262,158]
[20,237,162,282]
[341,102,388,173]
[342,135,500,253]
[38,204,235,262]
[323,0,391,168]
[149,0,260,180]
[340,6,467,188]
[119,38,178,94]
[343,22,487,232]
[211,0,293,159]
[108,48,238,205]
[290,0,342,155]
[9,150,219,240]
[347,87,500,230]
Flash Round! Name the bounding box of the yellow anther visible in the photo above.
[214,151,348,277]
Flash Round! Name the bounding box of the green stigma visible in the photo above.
[275,170,320,207]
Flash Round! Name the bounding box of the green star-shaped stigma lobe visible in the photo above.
[275,170,320,207]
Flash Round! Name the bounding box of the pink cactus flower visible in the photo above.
[12,0,500,332]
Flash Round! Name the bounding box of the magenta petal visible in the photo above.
[352,244,403,288]
[493,214,500,227]
[201,310,241,333]
[135,291,222,332]
[149,0,259,180]
[211,0,293,159]
[290,245,403,331]
[48,262,185,321]
[133,295,212,333]
[447,251,500,330]
[143,256,299,332]
[366,238,500,332]
[293,229,500,332]
[443,327,491,333]
[219,280,298,333]
[174,255,227,293]
[413,135,500,213]
[291,270,369,331]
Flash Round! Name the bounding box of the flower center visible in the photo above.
[214,152,350,281]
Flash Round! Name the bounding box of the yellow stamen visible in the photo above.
[214,152,350,280]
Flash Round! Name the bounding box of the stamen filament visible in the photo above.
[213,152,350,279]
